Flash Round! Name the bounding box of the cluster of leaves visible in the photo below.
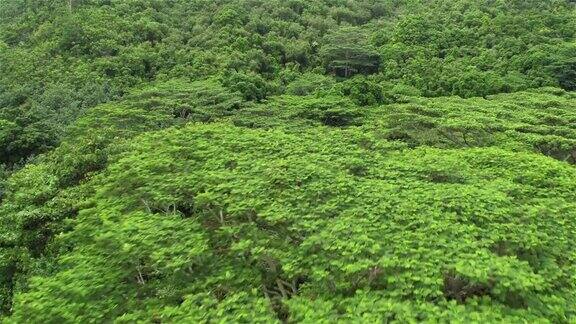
[377,0,576,97]
[1,0,575,165]
[0,79,241,313]
[5,124,576,322]
[381,88,576,164]
[1,0,576,322]
[2,84,576,320]
[231,95,361,129]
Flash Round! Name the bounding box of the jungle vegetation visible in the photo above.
[1,0,575,322]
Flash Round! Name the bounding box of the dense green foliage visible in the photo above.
[0,0,575,322]
[1,0,575,164]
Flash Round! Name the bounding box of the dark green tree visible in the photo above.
[320,27,380,78]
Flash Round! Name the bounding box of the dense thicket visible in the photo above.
[1,0,575,165]
[0,0,575,322]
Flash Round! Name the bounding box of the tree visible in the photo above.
[551,57,576,91]
[320,27,380,78]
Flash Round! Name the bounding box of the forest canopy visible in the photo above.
[0,0,575,322]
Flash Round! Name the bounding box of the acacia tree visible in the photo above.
[320,27,380,78]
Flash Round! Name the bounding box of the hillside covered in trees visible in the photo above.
[1,0,575,322]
